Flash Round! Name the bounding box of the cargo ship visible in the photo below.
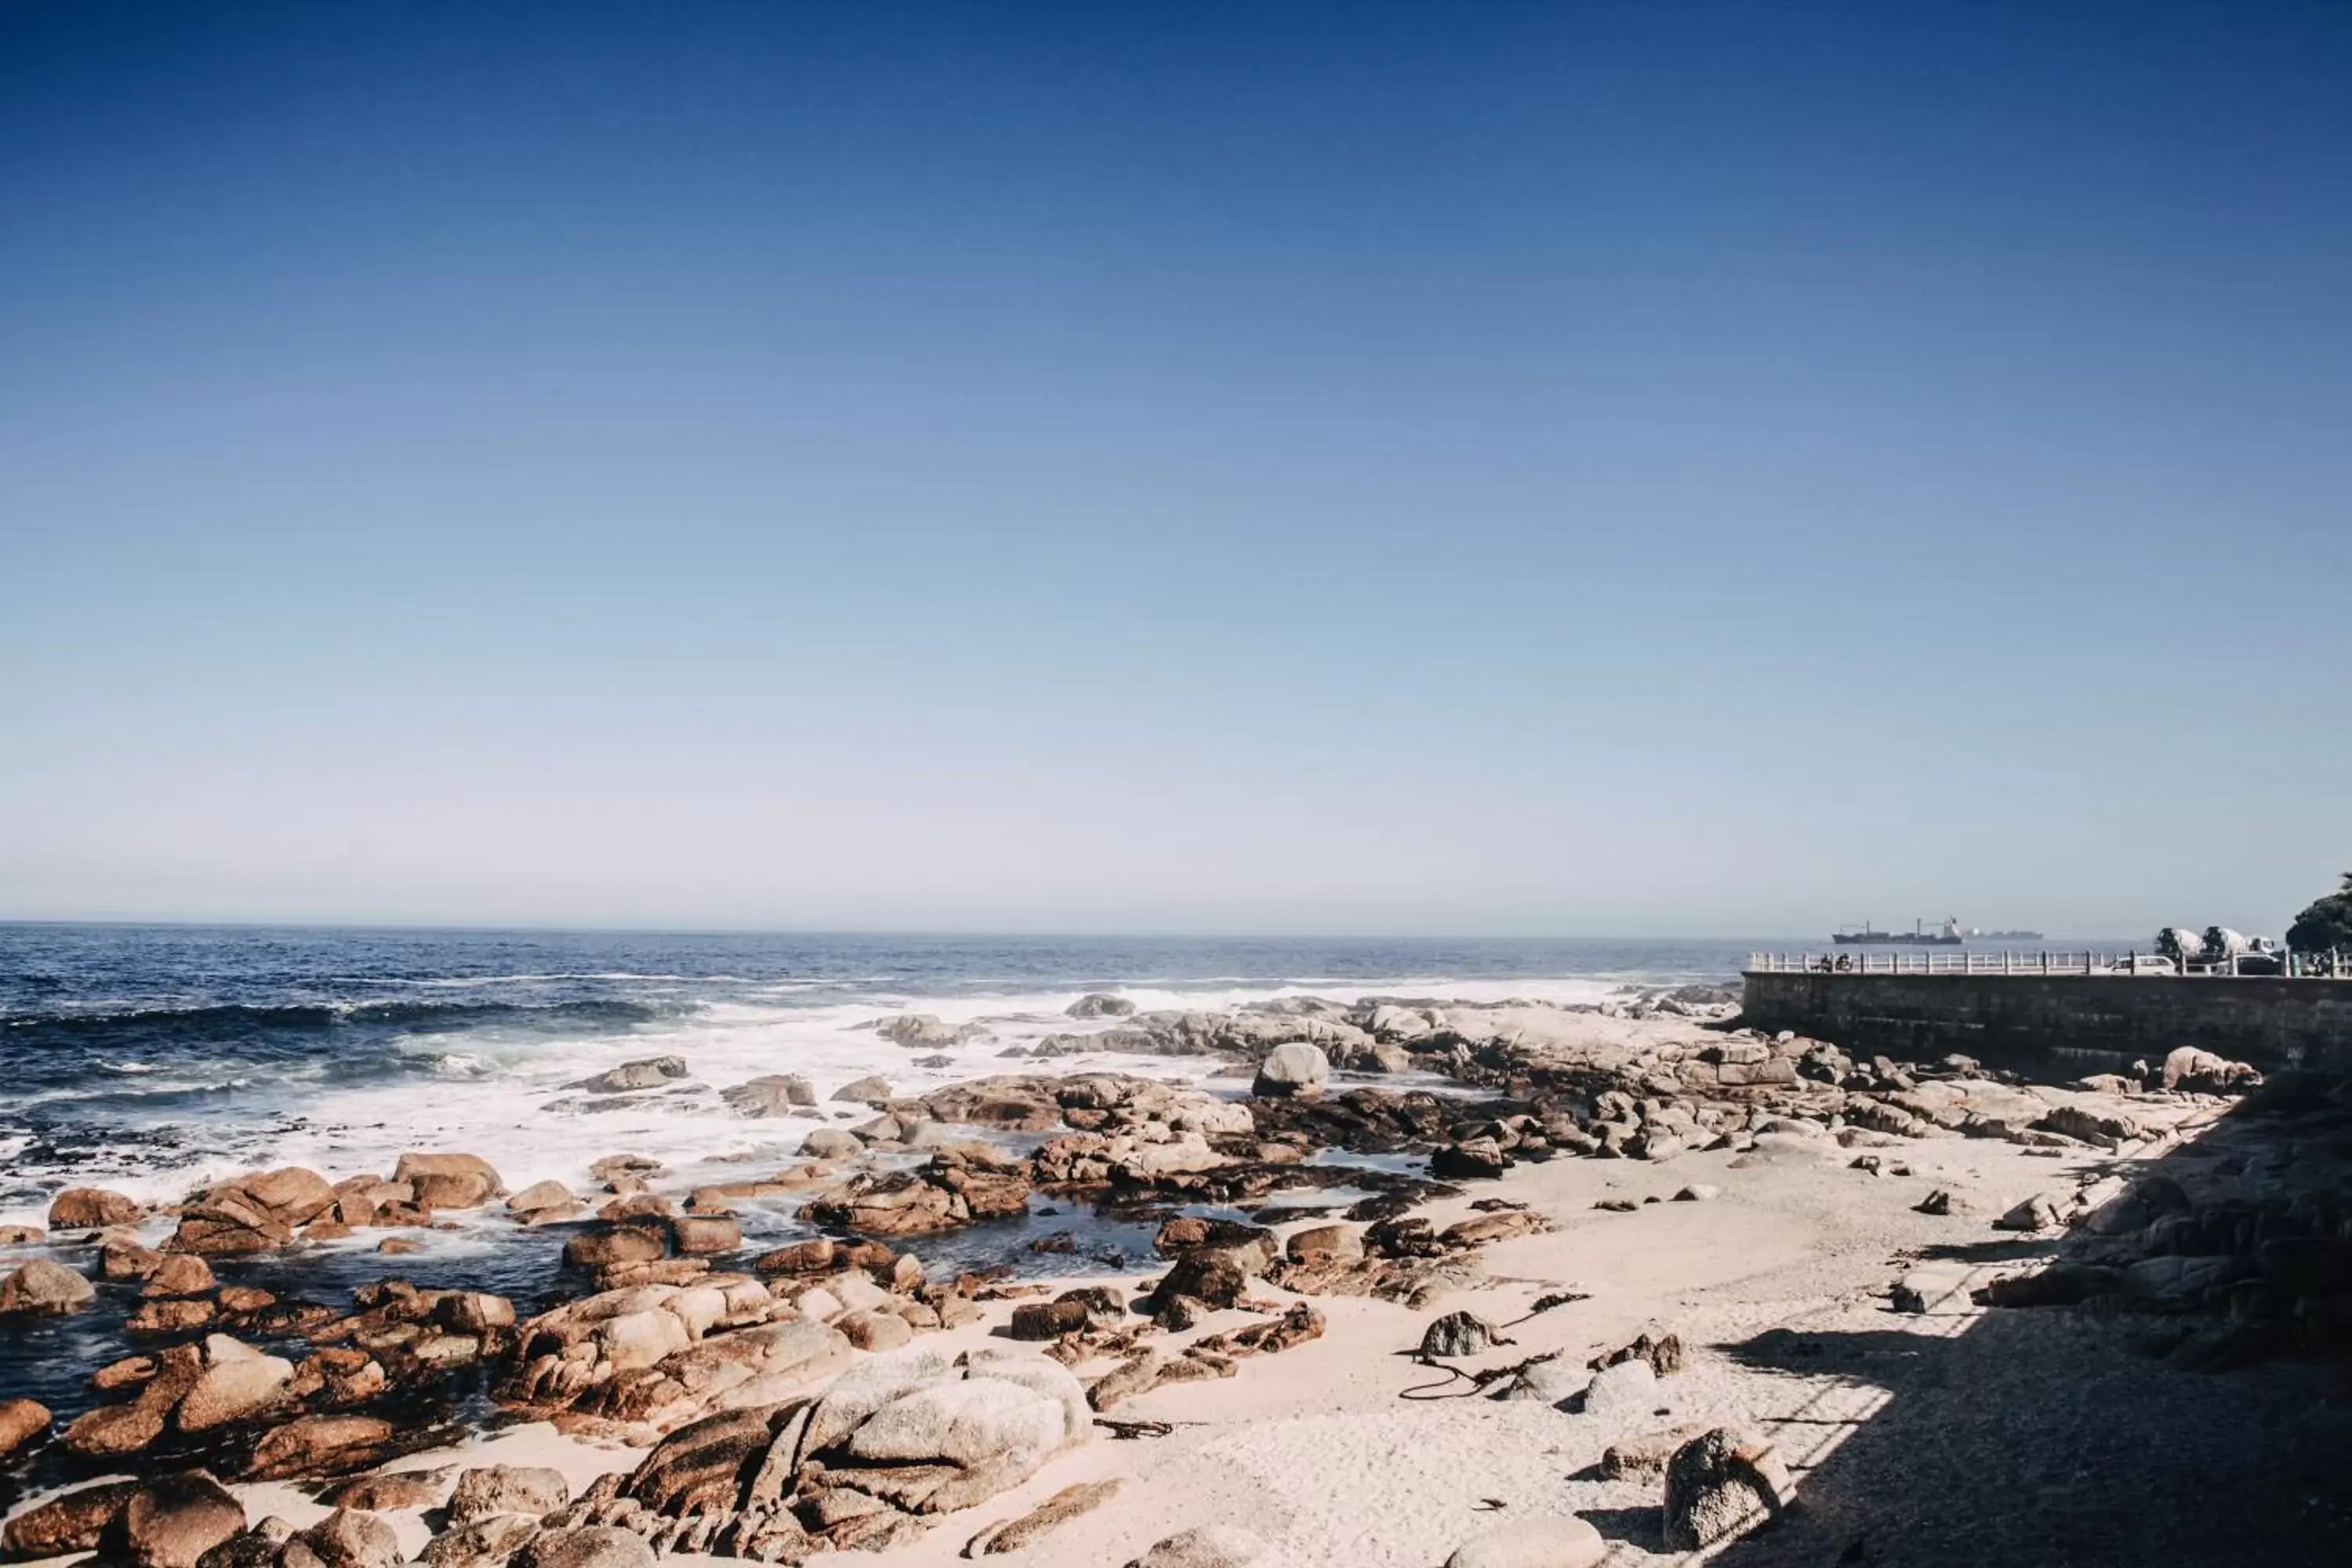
[1833,917,1965,946]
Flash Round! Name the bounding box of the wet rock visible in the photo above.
[48,1186,147,1229]
[833,1075,895,1103]
[576,1057,688,1094]
[1067,993,1137,1018]
[722,1075,818,1116]
[245,1414,398,1479]
[1153,1216,1278,1273]
[448,1465,571,1524]
[178,1341,296,1431]
[0,1258,95,1314]
[506,1181,582,1224]
[1253,1042,1330,1098]
[1663,1428,1791,1550]
[64,1399,167,1455]
[1125,1525,1269,1568]
[668,1213,742,1256]
[562,1226,667,1269]
[1443,1516,1606,1568]
[876,1014,978,1049]
[100,1472,248,1568]
[1150,1254,1245,1312]
[144,1254,219,1298]
[0,1396,50,1461]
[394,1152,504,1210]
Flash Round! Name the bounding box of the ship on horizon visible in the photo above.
[1833,917,1965,946]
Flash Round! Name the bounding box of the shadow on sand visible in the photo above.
[1696,1081,2352,1566]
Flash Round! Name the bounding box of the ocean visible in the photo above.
[0,924,1752,1229]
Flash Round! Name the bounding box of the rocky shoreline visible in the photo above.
[2,988,2343,1567]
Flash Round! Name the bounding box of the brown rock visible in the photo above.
[320,1469,452,1512]
[964,1478,1123,1555]
[145,1253,220,1298]
[65,1399,167,1455]
[300,1508,403,1568]
[0,1258,96,1314]
[100,1471,248,1568]
[446,1465,570,1523]
[2,1479,143,1558]
[562,1226,667,1269]
[394,1152,503,1209]
[0,1396,51,1461]
[48,1186,146,1229]
[245,1414,397,1480]
[129,1298,220,1333]
[668,1213,742,1256]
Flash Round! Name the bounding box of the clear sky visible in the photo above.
[2,1,2346,937]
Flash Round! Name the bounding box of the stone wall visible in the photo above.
[1740,971,2352,1075]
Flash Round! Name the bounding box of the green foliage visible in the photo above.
[2285,872,2352,953]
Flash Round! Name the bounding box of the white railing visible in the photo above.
[1744,949,2350,978]
[1746,950,2120,975]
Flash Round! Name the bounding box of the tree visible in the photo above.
[2285,872,2352,954]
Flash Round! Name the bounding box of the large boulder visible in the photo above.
[1663,1428,1792,1550]
[1066,993,1136,1019]
[833,1075,895,1104]
[845,1375,1067,1470]
[447,1465,570,1524]
[721,1075,818,1116]
[394,1152,504,1210]
[245,1415,398,1480]
[0,1396,50,1461]
[517,1527,656,1568]
[100,1472,247,1568]
[575,1057,688,1094]
[177,1340,296,1431]
[48,1186,146,1229]
[3,1480,143,1559]
[0,1258,95,1314]
[1253,1042,1330,1098]
[300,1508,403,1568]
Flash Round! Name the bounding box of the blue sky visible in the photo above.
[2,1,2346,935]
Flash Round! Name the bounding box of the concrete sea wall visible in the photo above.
[1740,971,2352,1075]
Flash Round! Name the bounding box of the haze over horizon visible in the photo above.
[3,1,2347,938]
